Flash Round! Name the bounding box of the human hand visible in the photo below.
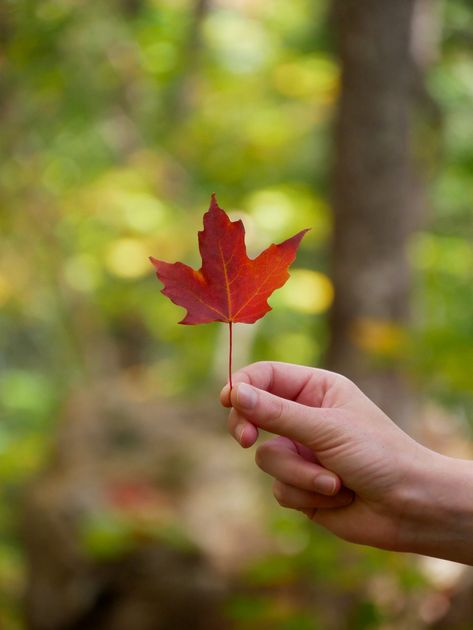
[220,362,463,558]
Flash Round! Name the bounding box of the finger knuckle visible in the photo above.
[251,360,270,370]
[268,397,285,423]
[335,372,356,392]
[273,481,289,507]
[241,361,270,382]
[254,445,268,470]
[255,440,281,470]
[227,408,239,430]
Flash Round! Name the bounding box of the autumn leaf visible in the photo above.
[150,194,308,388]
[150,194,308,324]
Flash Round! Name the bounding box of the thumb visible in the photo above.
[230,383,334,448]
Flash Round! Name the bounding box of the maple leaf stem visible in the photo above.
[228,321,233,392]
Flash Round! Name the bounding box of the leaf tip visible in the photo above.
[210,192,219,209]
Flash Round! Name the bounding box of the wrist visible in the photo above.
[396,446,473,564]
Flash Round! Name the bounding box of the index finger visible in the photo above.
[220,361,336,408]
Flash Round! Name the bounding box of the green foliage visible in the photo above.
[80,510,195,560]
[226,510,427,629]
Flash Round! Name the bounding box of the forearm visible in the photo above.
[398,448,473,564]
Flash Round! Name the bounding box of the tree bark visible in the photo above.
[327,0,418,423]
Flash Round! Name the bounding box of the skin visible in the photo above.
[220,362,473,565]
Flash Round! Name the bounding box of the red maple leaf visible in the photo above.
[150,194,308,388]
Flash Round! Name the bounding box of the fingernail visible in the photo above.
[236,383,257,410]
[314,474,337,496]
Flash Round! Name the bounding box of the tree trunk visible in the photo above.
[327,0,418,424]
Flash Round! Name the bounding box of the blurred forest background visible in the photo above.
[1,0,473,628]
